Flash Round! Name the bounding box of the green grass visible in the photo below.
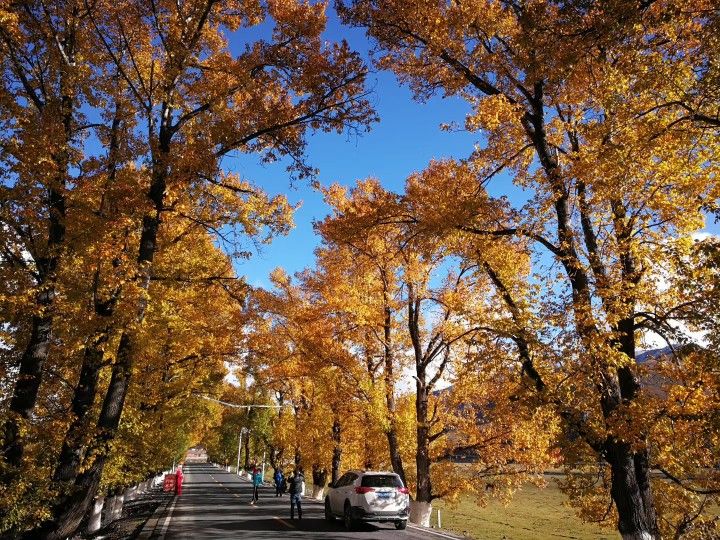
[432,480,619,540]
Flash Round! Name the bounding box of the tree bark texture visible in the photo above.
[607,442,658,540]
[1,314,55,471]
[414,377,431,504]
[312,465,327,488]
[52,343,105,483]
[331,416,342,485]
[29,332,132,540]
[382,302,407,486]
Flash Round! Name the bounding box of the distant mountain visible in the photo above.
[636,346,674,364]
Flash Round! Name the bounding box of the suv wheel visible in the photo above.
[324,498,335,522]
[343,501,355,531]
[395,520,407,530]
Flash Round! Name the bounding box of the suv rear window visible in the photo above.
[361,475,402,488]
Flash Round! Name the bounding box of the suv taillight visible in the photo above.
[355,486,375,494]
[398,487,409,494]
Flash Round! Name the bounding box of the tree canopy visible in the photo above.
[2,1,719,539]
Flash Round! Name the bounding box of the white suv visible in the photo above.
[324,470,410,531]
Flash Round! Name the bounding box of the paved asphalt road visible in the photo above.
[160,463,461,539]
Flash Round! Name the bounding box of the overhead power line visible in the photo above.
[198,395,286,410]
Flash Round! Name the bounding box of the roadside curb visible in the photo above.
[137,492,175,540]
[407,523,465,539]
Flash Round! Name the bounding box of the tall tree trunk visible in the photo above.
[270,392,284,472]
[52,106,124,485]
[311,464,327,499]
[52,342,105,483]
[1,112,69,472]
[415,376,431,504]
[1,313,56,471]
[382,300,407,485]
[244,432,251,470]
[411,371,433,527]
[605,313,659,539]
[32,110,170,539]
[385,428,405,483]
[607,442,658,540]
[331,415,342,484]
[293,402,303,468]
[28,332,133,540]
[408,289,433,527]
[527,94,660,538]
[362,409,373,470]
[268,445,277,471]
[243,407,254,470]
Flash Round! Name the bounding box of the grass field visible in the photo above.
[431,479,619,540]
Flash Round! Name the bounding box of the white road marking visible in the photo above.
[157,496,178,540]
[408,523,462,539]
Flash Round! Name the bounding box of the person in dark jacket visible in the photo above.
[274,469,284,497]
[288,468,304,519]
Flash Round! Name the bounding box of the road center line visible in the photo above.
[274,516,296,529]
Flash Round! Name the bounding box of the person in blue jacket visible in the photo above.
[274,469,284,497]
[250,464,262,504]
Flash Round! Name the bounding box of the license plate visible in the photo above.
[378,492,392,499]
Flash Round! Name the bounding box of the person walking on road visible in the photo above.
[175,465,184,496]
[288,467,304,520]
[250,464,262,505]
[274,469,284,497]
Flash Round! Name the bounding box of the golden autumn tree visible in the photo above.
[290,258,411,487]
[246,267,384,485]
[0,0,149,530]
[101,221,246,489]
[203,385,250,469]
[0,205,248,532]
[317,179,556,526]
[2,0,375,537]
[314,189,411,485]
[400,156,720,537]
[40,0,371,531]
[0,0,106,478]
[338,1,720,537]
